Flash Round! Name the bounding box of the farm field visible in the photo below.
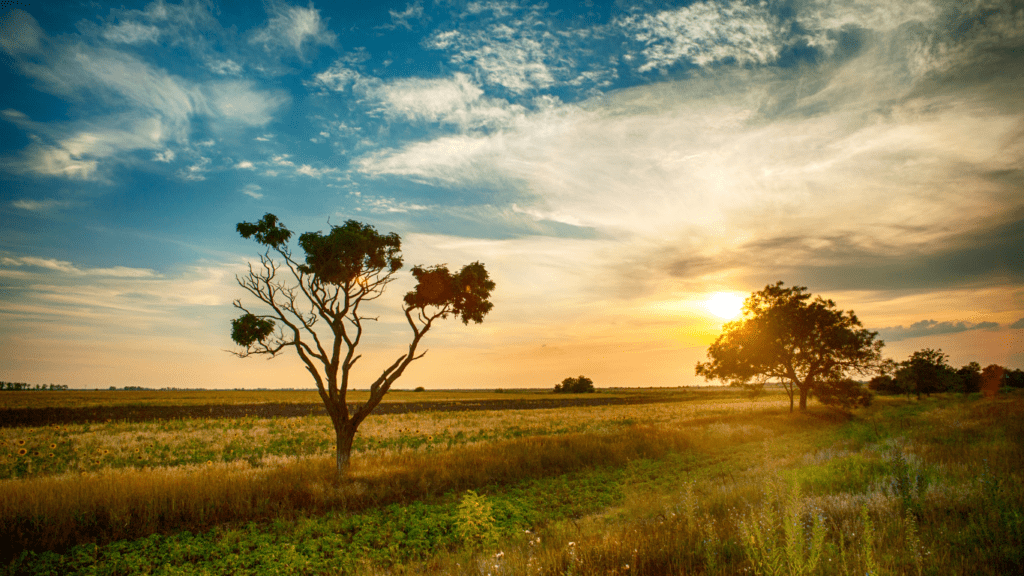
[0,388,675,411]
[1,388,1022,575]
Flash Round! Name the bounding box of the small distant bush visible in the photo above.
[413,386,425,392]
[554,376,595,393]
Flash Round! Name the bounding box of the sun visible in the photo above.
[705,292,744,320]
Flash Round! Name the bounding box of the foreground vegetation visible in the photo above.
[2,389,1022,575]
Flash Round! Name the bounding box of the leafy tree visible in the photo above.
[894,349,956,399]
[868,374,901,395]
[981,364,1005,397]
[695,282,883,412]
[231,214,495,475]
[1007,368,1024,388]
[554,375,595,393]
[955,362,982,395]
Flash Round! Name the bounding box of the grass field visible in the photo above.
[1,388,1022,575]
[0,388,652,410]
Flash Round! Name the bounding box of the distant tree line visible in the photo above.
[0,382,68,391]
[868,348,1024,398]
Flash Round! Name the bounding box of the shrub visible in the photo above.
[553,376,595,394]
[813,378,872,410]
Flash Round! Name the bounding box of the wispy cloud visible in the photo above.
[11,199,72,212]
[0,9,287,181]
[241,184,263,199]
[1,256,159,277]
[618,0,784,71]
[386,2,425,31]
[250,1,336,57]
[877,319,1001,342]
[426,4,565,94]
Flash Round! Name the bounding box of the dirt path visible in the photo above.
[0,395,667,427]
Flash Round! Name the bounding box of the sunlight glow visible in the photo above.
[706,292,744,320]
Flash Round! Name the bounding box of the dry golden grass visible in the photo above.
[0,393,800,562]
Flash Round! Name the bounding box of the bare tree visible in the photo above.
[230,214,495,475]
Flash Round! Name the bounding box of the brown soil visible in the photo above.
[0,395,665,428]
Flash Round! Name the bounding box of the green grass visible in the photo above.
[3,391,1023,575]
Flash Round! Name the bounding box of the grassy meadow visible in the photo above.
[1,388,1022,575]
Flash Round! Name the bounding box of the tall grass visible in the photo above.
[6,393,1022,575]
[0,425,702,561]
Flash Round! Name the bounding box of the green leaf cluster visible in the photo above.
[403,261,495,324]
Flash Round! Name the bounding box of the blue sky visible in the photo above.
[1,0,1022,389]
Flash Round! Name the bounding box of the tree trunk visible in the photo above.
[799,387,808,410]
[335,423,356,476]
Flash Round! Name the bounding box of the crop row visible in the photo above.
[0,394,780,480]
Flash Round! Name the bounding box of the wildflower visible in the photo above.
[48,453,54,458]
[50,443,57,449]
[100,449,109,455]
[17,448,27,456]
[206,460,213,465]
[495,551,504,559]
[134,448,140,453]
[16,440,25,446]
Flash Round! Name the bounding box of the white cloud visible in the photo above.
[361,196,429,213]
[204,80,289,126]
[250,1,336,57]
[1,256,158,277]
[180,156,210,181]
[0,9,45,55]
[153,149,175,162]
[425,11,559,93]
[236,160,255,169]
[387,2,424,30]
[241,184,263,198]
[0,11,289,180]
[207,59,243,75]
[101,21,161,44]
[358,45,1024,298]
[311,63,362,92]
[8,143,100,180]
[296,164,339,178]
[618,0,784,72]
[11,198,72,212]
[364,73,523,130]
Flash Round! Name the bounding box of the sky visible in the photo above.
[1,0,1022,390]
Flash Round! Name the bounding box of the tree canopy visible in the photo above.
[554,375,595,393]
[894,348,955,399]
[695,281,883,412]
[231,213,495,474]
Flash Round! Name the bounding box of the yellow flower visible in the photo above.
[50,443,57,449]
[48,453,54,458]
[16,440,25,446]
[17,448,27,456]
